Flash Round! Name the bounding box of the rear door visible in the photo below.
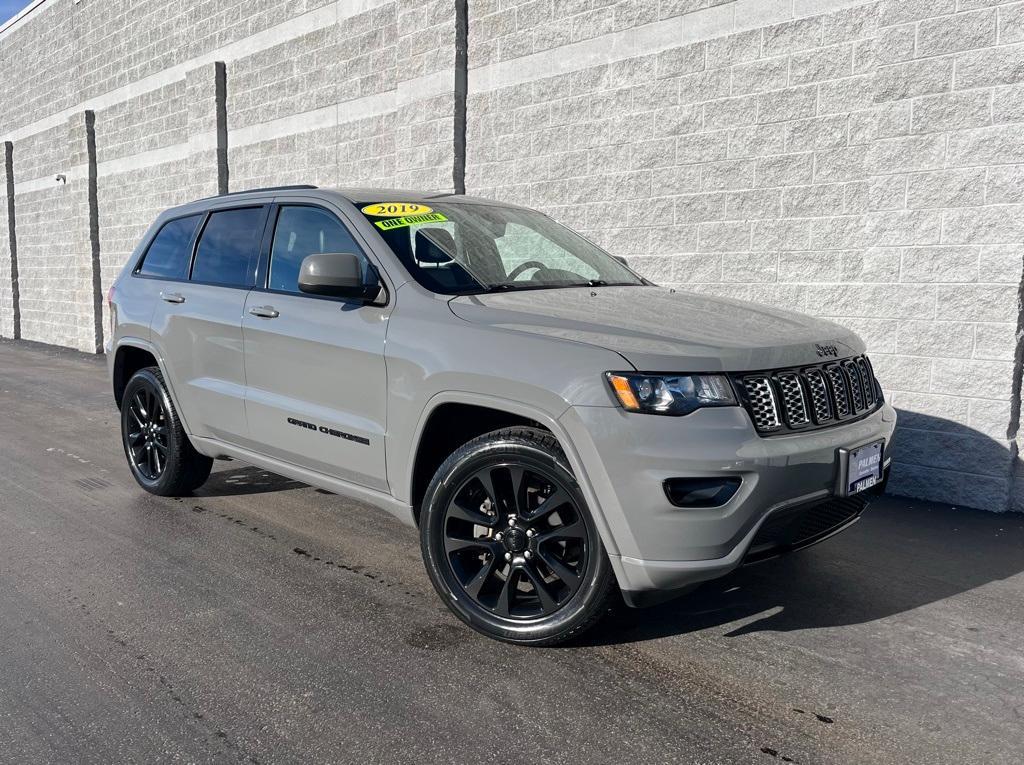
[149,203,269,443]
[241,201,390,491]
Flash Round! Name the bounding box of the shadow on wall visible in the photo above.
[887,408,1018,513]
[585,411,1024,646]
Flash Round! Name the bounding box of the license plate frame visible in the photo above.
[837,439,884,497]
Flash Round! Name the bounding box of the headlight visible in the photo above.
[605,372,737,416]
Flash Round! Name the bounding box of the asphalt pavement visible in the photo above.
[1,338,1022,765]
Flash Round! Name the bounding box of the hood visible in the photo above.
[448,286,863,372]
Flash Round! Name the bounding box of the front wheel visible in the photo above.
[120,366,213,496]
[420,427,616,646]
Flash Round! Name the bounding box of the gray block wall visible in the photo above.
[1,0,1023,512]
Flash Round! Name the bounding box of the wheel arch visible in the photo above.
[111,339,192,433]
[112,339,163,408]
[403,392,620,557]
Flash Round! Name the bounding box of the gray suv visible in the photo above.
[107,185,896,645]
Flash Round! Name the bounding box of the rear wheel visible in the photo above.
[420,427,616,646]
[121,367,212,496]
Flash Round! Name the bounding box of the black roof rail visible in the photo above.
[194,185,319,203]
[223,184,318,195]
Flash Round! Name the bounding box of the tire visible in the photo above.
[120,366,213,496]
[420,426,616,646]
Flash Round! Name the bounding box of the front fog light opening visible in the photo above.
[663,477,741,508]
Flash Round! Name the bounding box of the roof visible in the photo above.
[185,185,530,210]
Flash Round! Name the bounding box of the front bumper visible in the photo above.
[558,401,897,605]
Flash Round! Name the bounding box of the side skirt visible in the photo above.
[190,435,416,527]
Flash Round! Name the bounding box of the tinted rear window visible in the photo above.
[191,207,265,288]
[137,215,202,280]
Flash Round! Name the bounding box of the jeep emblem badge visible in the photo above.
[815,343,839,358]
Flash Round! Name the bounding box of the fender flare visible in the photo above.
[404,390,620,557]
[112,337,194,435]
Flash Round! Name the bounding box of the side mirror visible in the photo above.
[613,255,630,268]
[298,253,381,301]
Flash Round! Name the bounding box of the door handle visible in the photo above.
[249,305,280,319]
[160,291,185,304]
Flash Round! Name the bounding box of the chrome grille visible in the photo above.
[825,364,850,417]
[740,376,781,432]
[843,359,865,412]
[735,355,881,436]
[803,368,833,423]
[857,357,875,407]
[776,372,809,427]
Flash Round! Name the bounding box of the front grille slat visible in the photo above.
[776,372,809,427]
[856,357,875,407]
[740,376,781,432]
[736,355,880,436]
[825,364,851,418]
[803,368,833,424]
[843,359,865,412]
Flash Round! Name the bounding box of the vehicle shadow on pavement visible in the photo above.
[582,498,1024,646]
[194,465,304,497]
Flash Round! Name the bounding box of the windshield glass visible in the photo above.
[356,200,645,294]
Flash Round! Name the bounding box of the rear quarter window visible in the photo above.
[137,215,202,280]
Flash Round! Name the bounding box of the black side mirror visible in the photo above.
[298,253,381,301]
[613,255,629,268]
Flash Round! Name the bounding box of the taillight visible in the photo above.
[107,284,116,340]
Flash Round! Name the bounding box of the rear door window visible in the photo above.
[191,207,265,288]
[137,215,202,280]
[268,206,367,293]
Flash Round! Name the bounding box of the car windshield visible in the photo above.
[356,200,645,295]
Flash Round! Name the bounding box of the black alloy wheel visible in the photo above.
[443,463,588,618]
[125,385,169,480]
[420,427,616,646]
[120,366,213,496]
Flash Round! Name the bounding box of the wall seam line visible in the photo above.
[453,0,468,195]
[84,111,103,354]
[3,141,20,340]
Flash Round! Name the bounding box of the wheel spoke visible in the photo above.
[133,392,148,420]
[537,516,585,544]
[153,441,168,455]
[506,465,529,515]
[524,487,572,523]
[475,469,502,513]
[463,555,500,599]
[538,549,580,589]
[127,430,144,444]
[444,533,495,555]
[152,447,162,475]
[128,407,145,429]
[447,496,498,527]
[521,564,559,612]
[494,569,517,617]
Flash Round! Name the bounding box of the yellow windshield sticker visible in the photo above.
[361,202,433,217]
[374,212,448,230]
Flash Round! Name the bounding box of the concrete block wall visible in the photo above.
[465,0,1024,511]
[1,0,1023,512]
